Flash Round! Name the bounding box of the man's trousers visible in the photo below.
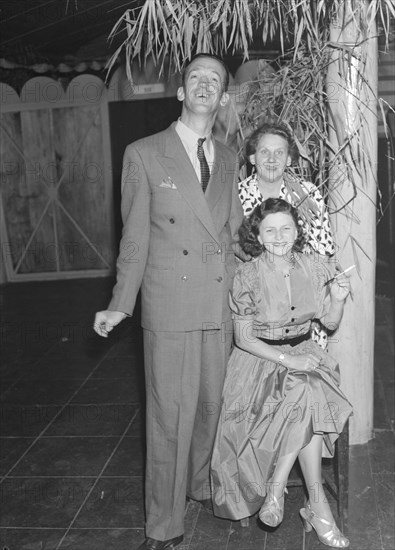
[143,326,232,541]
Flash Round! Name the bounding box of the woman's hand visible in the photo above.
[329,273,351,302]
[285,352,321,372]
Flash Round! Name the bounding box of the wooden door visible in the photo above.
[0,76,114,281]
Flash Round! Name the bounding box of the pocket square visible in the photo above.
[160,176,177,189]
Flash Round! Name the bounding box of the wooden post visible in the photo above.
[327,1,377,444]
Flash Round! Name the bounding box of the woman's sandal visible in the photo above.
[300,502,349,548]
[258,492,285,527]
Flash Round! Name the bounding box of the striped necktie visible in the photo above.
[197,137,210,192]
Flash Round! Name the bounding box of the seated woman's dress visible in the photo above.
[210,253,353,520]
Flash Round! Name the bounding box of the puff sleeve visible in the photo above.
[229,261,260,320]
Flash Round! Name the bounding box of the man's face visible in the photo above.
[177,57,229,113]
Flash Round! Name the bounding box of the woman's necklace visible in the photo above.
[271,252,296,273]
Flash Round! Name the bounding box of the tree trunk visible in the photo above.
[327,1,377,444]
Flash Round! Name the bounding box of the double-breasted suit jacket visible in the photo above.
[108,122,243,328]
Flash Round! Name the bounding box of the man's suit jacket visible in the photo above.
[108,122,244,332]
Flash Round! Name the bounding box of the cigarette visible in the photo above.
[324,264,355,286]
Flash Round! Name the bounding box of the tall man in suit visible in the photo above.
[94,53,243,550]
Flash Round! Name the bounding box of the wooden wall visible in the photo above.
[0,75,114,281]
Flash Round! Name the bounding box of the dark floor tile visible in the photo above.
[103,437,144,476]
[372,472,395,550]
[381,381,395,431]
[375,328,395,368]
[1,337,58,369]
[0,404,60,437]
[306,534,382,550]
[0,437,35,476]
[70,378,141,405]
[91,355,144,379]
[58,527,145,549]
[10,437,120,477]
[0,378,21,396]
[45,404,139,437]
[346,445,381,550]
[0,477,94,528]
[375,295,394,322]
[188,508,231,550]
[24,359,97,381]
[36,340,110,368]
[259,487,305,550]
[368,430,395,474]
[125,409,145,438]
[373,375,393,430]
[0,528,67,550]
[106,332,143,358]
[73,477,144,529]
[0,380,83,405]
[226,516,267,550]
[178,500,201,550]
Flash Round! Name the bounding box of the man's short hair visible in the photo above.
[181,53,230,91]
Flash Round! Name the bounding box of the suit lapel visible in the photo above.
[157,125,220,242]
[205,140,227,212]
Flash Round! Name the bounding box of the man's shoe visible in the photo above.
[136,535,183,549]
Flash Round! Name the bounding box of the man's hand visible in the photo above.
[93,310,127,338]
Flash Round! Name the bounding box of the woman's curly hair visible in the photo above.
[238,198,306,257]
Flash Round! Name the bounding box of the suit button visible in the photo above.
[291,318,295,322]
[181,276,187,281]
[291,306,295,310]
[285,329,289,334]
[183,250,188,255]
[217,276,223,282]
[169,218,175,224]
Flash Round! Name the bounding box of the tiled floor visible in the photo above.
[0,268,393,550]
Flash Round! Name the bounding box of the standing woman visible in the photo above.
[239,121,336,347]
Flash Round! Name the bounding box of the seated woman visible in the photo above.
[211,198,352,548]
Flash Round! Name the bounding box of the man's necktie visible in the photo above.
[197,137,210,192]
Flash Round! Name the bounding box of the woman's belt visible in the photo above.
[257,331,311,347]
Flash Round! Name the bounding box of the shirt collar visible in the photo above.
[245,174,287,199]
[175,119,213,154]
